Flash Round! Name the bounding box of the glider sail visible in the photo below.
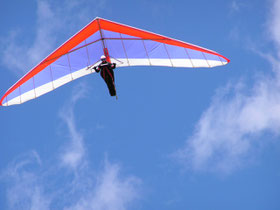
[0,17,230,106]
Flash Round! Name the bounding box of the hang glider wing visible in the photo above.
[0,17,230,106]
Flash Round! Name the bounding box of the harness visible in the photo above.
[100,63,116,87]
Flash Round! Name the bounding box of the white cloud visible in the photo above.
[176,0,280,174]
[1,0,105,76]
[229,0,247,14]
[59,83,88,170]
[65,160,140,210]
[177,76,280,173]
[3,152,140,210]
[230,1,240,12]
[2,151,50,210]
[268,0,280,47]
[1,84,140,210]
[269,0,280,55]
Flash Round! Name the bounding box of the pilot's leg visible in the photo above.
[102,70,116,96]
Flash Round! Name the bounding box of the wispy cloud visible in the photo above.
[1,0,105,76]
[59,83,88,170]
[1,151,50,210]
[230,1,240,12]
[176,0,280,174]
[66,160,140,210]
[269,0,280,55]
[2,152,140,210]
[228,0,247,15]
[1,84,140,209]
[177,77,280,173]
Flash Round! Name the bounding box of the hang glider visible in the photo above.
[0,17,230,106]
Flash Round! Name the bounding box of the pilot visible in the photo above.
[93,55,117,97]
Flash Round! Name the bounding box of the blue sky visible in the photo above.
[0,0,280,209]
